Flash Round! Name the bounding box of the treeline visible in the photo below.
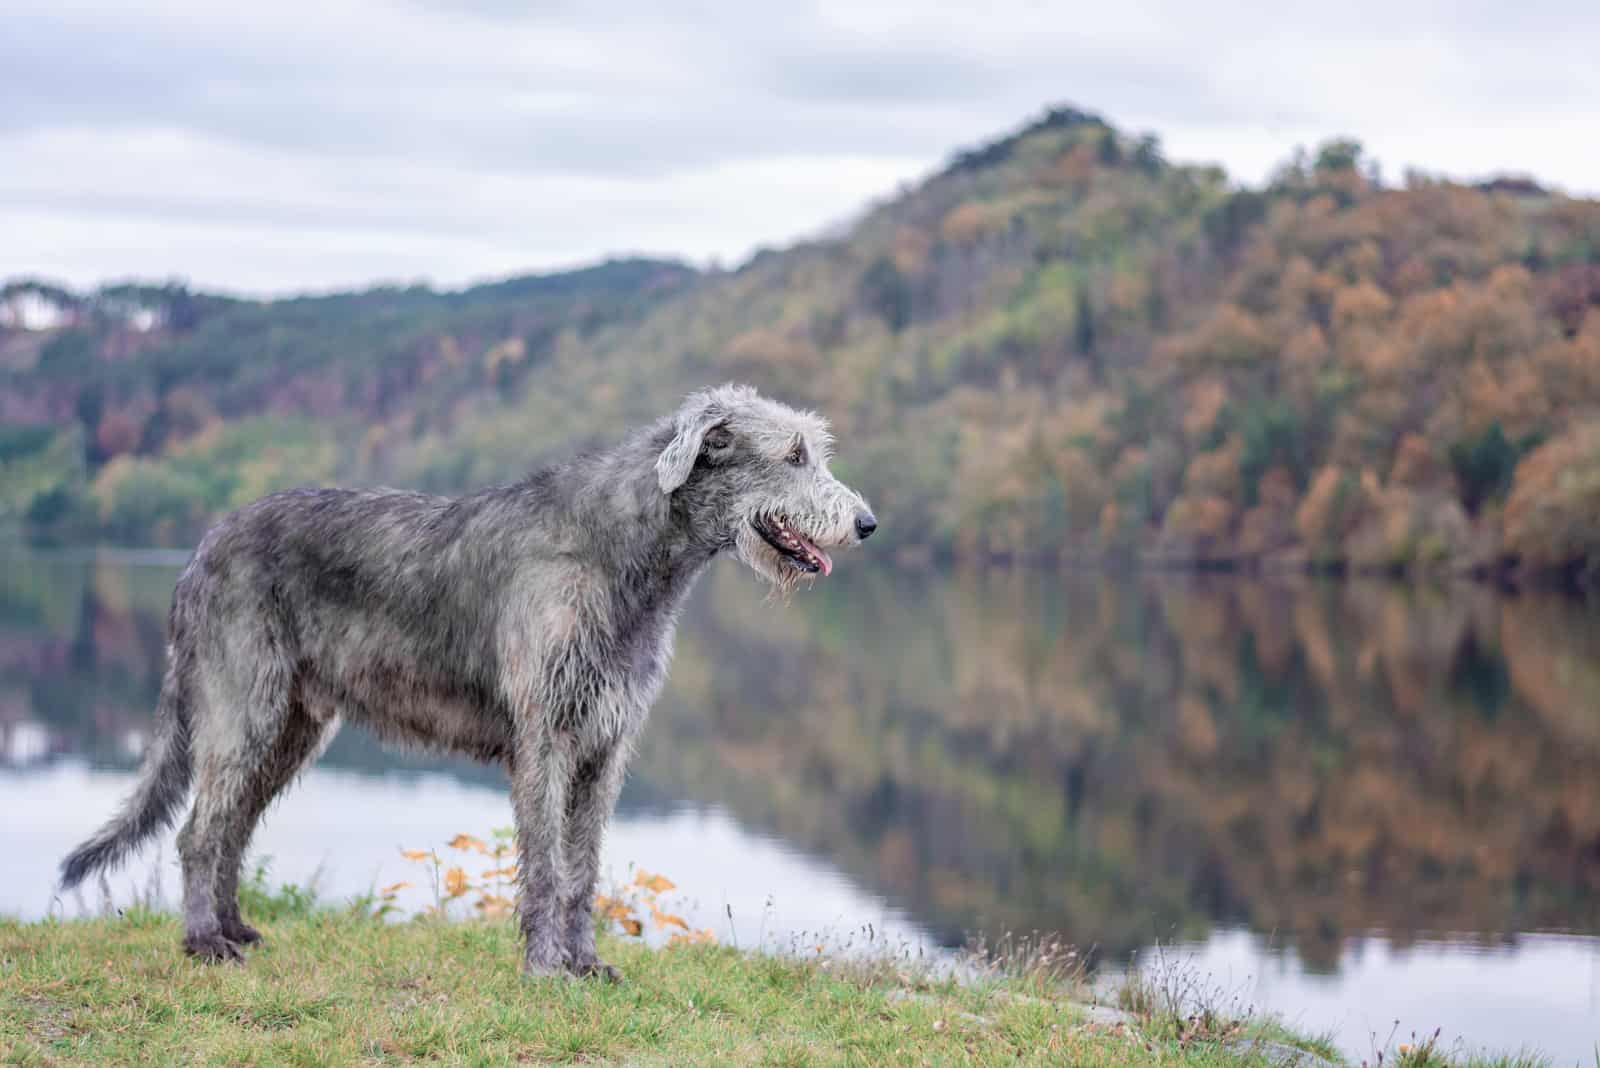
[0,261,696,544]
[3,106,1599,582]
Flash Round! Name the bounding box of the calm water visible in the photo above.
[3,550,1598,1063]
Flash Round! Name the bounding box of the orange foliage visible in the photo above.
[1181,379,1229,442]
[1389,433,1441,489]
[1504,421,1600,572]
[940,202,1001,245]
[1160,494,1234,555]
[1296,466,1365,549]
[1183,436,1244,502]
[724,328,819,368]
[1044,142,1099,190]
[1154,304,1275,368]
[1330,280,1393,333]
[891,226,932,276]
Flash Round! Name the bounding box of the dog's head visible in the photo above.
[655,384,876,592]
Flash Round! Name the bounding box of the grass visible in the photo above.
[1,909,1333,1068]
[1355,1024,1556,1068]
[1,863,1552,1068]
[1115,950,1554,1068]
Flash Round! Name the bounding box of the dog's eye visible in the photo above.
[787,443,807,467]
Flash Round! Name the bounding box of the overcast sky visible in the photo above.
[4,1,1597,296]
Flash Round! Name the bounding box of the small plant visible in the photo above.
[961,929,1086,995]
[1362,1024,1551,1068]
[1116,942,1254,1047]
[392,829,516,918]
[594,868,715,946]
[1366,1026,1446,1067]
[393,832,714,945]
[237,859,321,921]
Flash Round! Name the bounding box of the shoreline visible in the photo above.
[3,535,1593,596]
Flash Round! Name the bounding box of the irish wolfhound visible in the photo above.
[59,384,876,978]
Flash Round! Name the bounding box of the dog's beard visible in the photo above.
[734,521,810,599]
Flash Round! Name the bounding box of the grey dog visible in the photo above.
[59,384,876,978]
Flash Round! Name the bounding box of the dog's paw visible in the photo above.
[521,950,569,980]
[568,956,622,983]
[183,931,246,963]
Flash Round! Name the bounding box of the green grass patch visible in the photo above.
[1,911,1357,1067]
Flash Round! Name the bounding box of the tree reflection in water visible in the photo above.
[3,554,1598,972]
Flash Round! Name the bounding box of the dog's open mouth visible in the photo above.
[752,515,833,576]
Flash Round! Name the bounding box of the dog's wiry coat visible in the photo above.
[59,385,876,977]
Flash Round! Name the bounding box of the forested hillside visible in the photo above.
[4,106,1599,582]
[0,260,697,543]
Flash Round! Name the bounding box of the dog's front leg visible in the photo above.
[560,741,629,981]
[510,723,571,977]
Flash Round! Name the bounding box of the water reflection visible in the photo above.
[648,566,1600,970]
[3,551,1599,1059]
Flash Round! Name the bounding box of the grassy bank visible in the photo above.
[2,911,1555,1068]
[0,905,1358,1068]
[0,857,1553,1068]
[4,838,1567,1068]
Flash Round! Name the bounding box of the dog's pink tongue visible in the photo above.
[794,531,833,576]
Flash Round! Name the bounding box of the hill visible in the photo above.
[4,106,1599,582]
[0,259,697,543]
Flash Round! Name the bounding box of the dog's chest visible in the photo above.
[552,612,676,743]
[498,557,697,744]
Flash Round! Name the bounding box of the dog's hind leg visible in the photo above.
[177,766,252,960]
[212,701,329,946]
[176,647,298,962]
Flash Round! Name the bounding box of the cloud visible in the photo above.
[2,0,1597,293]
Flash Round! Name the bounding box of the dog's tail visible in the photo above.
[59,674,193,891]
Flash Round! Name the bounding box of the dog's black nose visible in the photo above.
[855,512,877,540]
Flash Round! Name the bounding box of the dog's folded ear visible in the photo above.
[655,394,731,494]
